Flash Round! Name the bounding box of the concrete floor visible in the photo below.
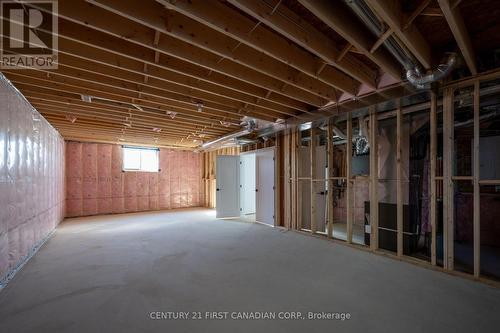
[0,208,499,333]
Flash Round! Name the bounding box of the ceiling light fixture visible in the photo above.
[65,114,77,123]
[81,95,92,103]
[166,111,177,119]
[196,102,204,112]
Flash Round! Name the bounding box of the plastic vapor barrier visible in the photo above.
[0,73,65,287]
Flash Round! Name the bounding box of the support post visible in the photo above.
[310,128,317,233]
[443,87,454,270]
[396,103,403,256]
[292,129,299,230]
[473,81,480,277]
[369,106,379,250]
[284,130,291,229]
[275,133,281,227]
[346,114,353,243]
[327,120,334,238]
[430,91,437,265]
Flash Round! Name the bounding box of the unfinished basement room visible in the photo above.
[1,0,500,332]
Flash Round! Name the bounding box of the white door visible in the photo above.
[240,153,256,215]
[216,155,240,218]
[256,150,275,225]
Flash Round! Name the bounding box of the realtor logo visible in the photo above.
[1,0,58,69]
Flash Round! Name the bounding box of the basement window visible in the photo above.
[122,146,159,172]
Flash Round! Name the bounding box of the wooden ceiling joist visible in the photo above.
[90,0,353,97]
[152,0,361,94]
[44,57,292,120]
[22,89,238,132]
[297,0,402,80]
[54,35,310,113]
[54,0,333,105]
[54,53,296,118]
[47,124,193,146]
[2,63,279,121]
[5,76,246,130]
[226,0,378,89]
[420,7,443,17]
[364,0,432,69]
[29,0,326,108]
[41,111,210,139]
[370,28,393,54]
[437,0,477,75]
[41,114,203,141]
[6,0,487,149]
[31,102,225,137]
[403,0,432,30]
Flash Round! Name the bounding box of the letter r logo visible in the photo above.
[9,8,47,49]
[1,1,56,54]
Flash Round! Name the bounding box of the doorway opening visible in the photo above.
[215,148,275,226]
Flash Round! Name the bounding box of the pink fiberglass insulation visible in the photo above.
[0,74,65,283]
[65,142,202,218]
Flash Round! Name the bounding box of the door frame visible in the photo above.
[241,147,276,227]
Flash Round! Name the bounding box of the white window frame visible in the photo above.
[122,146,160,172]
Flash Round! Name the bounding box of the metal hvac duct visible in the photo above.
[344,0,457,89]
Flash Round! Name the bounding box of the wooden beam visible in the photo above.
[4,15,309,115]
[87,0,340,101]
[34,105,221,138]
[226,0,378,89]
[442,87,454,270]
[430,91,437,266]
[346,114,353,243]
[3,70,254,123]
[310,128,317,233]
[22,90,232,133]
[159,0,361,95]
[369,106,379,250]
[14,86,235,144]
[292,128,299,230]
[298,0,402,79]
[275,134,281,227]
[54,36,310,113]
[31,100,225,136]
[370,28,393,54]
[437,0,477,75]
[420,7,443,17]
[403,0,432,30]
[31,1,327,107]
[473,81,480,277]
[53,51,302,116]
[365,0,432,69]
[49,55,292,119]
[337,43,352,63]
[16,82,235,128]
[396,103,403,257]
[327,120,334,238]
[287,130,293,229]
[452,0,463,10]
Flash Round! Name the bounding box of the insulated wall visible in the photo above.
[0,75,65,282]
[65,142,202,217]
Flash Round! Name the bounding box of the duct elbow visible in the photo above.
[406,53,457,89]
